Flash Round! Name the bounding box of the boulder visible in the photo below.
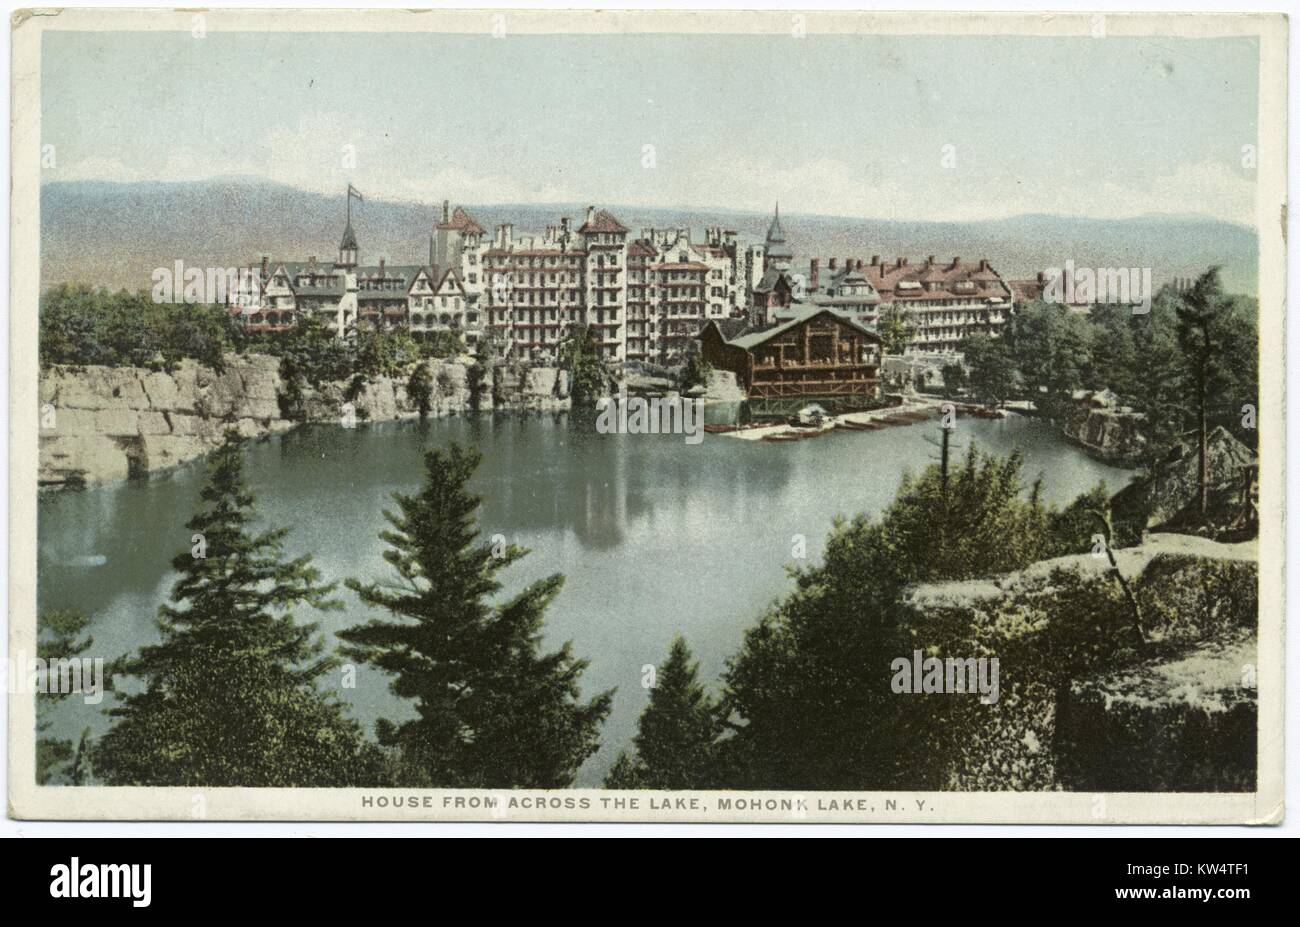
[895,534,1258,791]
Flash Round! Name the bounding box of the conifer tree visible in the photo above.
[340,443,612,787]
[96,434,379,786]
[36,609,96,785]
[605,635,721,789]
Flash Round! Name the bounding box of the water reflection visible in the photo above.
[37,412,1135,784]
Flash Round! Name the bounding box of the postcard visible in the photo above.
[8,8,1286,823]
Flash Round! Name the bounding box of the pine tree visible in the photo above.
[407,361,433,418]
[605,636,721,789]
[1175,267,1235,517]
[35,609,95,785]
[340,443,612,787]
[95,434,379,786]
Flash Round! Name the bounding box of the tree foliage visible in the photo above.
[35,609,98,785]
[559,324,606,405]
[878,306,914,356]
[94,435,379,786]
[719,446,1104,789]
[339,443,613,787]
[40,285,244,371]
[605,636,722,789]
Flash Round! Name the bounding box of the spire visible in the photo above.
[764,201,793,269]
[766,202,787,245]
[340,221,359,252]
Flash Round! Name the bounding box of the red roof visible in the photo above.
[578,209,628,234]
[860,258,1011,302]
[436,206,485,236]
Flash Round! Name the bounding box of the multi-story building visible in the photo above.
[479,207,744,366]
[737,206,1012,358]
[857,255,1011,355]
[230,207,485,347]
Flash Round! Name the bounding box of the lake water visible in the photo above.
[38,411,1135,784]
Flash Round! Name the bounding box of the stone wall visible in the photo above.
[39,354,569,487]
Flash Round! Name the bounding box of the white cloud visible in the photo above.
[54,120,1256,227]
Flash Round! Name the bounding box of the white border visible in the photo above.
[4,3,1293,836]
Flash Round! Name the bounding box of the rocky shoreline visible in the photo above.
[39,354,572,488]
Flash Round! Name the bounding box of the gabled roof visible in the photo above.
[578,209,628,234]
[861,258,1011,302]
[713,318,749,340]
[754,266,793,293]
[725,306,882,351]
[436,206,485,236]
[434,266,466,294]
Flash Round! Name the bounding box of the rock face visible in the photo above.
[703,370,747,404]
[1055,634,1257,791]
[896,534,1257,792]
[1063,406,1147,465]
[1110,426,1257,543]
[39,354,568,487]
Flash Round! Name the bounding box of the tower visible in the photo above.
[336,184,363,269]
[763,202,793,272]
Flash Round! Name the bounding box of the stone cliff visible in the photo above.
[1062,405,1147,465]
[39,354,570,487]
[895,534,1257,793]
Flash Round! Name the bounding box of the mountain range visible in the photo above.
[39,179,1258,296]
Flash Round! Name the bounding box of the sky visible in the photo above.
[41,30,1260,224]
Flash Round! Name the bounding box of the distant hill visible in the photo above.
[39,179,1258,296]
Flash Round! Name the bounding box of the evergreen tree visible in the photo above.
[962,332,1016,407]
[720,447,1099,789]
[406,361,433,418]
[1175,268,1244,517]
[559,324,606,404]
[35,609,96,785]
[878,306,914,356]
[605,636,721,789]
[340,443,612,787]
[95,435,379,786]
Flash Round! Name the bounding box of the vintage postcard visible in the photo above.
[7,8,1287,824]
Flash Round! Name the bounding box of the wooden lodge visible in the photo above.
[699,307,882,402]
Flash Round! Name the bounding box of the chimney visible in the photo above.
[979,258,989,271]
[810,258,820,292]
[261,255,269,277]
[1036,271,1046,285]
[442,200,450,222]
[952,256,961,267]
[870,255,880,266]
[856,259,864,270]
[309,256,316,271]
[586,206,595,226]
[845,256,854,271]
[379,257,386,276]
[829,258,838,270]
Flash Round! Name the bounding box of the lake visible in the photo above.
[37,411,1135,784]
